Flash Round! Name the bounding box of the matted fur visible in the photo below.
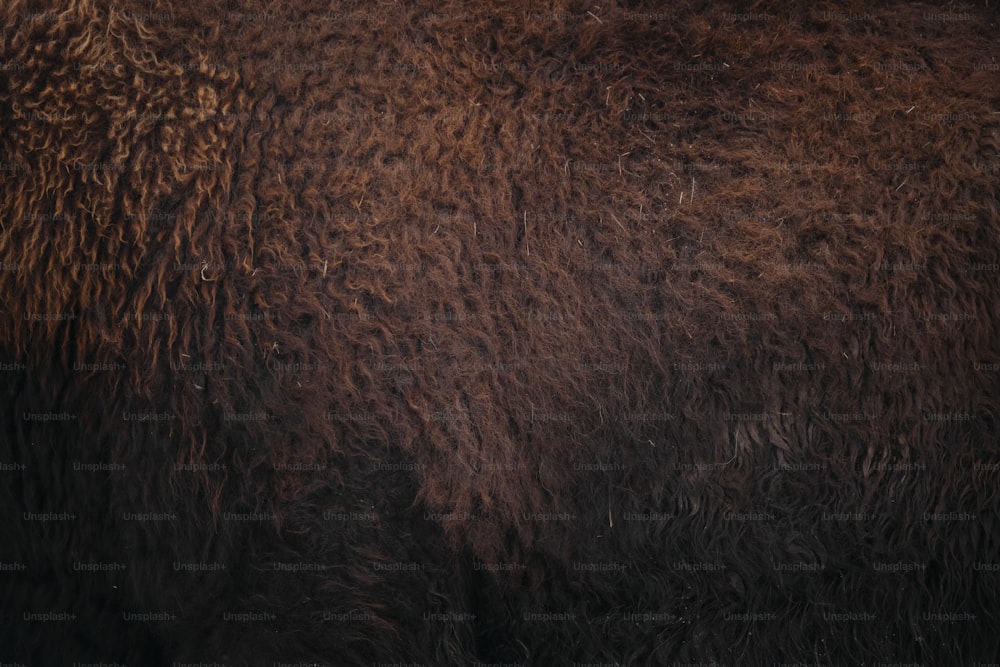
[1,0,999,663]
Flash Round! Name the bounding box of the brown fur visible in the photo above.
[2,0,999,663]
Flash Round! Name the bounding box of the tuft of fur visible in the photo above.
[2,0,999,663]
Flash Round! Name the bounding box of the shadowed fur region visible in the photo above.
[1,0,999,664]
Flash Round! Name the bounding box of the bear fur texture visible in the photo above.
[1,0,999,664]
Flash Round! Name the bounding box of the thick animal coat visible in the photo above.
[1,0,999,664]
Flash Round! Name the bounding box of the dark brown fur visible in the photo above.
[2,0,999,663]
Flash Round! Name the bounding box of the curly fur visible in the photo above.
[2,0,999,663]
